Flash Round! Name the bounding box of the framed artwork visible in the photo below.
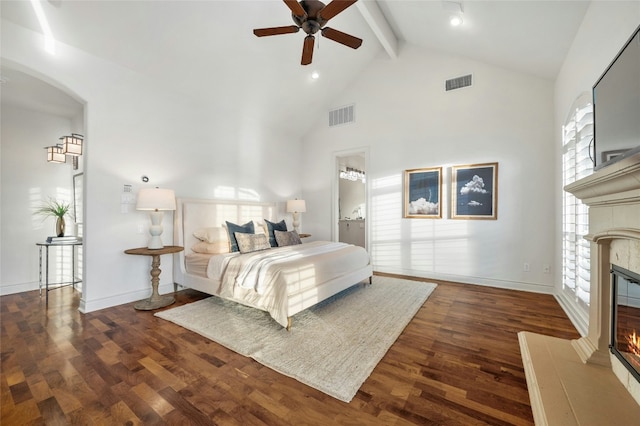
[403,167,442,218]
[451,162,498,220]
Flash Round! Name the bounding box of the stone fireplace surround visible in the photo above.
[518,152,640,425]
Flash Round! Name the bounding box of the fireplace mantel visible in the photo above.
[519,152,640,425]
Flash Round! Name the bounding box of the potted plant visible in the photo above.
[35,198,72,237]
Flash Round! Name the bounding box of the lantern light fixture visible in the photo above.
[45,145,66,163]
[61,133,83,156]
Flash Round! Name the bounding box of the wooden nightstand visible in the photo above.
[125,245,184,310]
[299,233,311,238]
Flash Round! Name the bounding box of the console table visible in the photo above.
[36,240,83,306]
[125,245,183,310]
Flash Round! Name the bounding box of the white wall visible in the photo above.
[1,21,302,311]
[301,44,556,293]
[553,2,640,335]
[0,105,78,294]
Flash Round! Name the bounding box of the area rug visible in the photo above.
[155,276,437,402]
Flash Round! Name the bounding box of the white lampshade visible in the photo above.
[136,188,176,249]
[286,199,306,213]
[136,188,176,211]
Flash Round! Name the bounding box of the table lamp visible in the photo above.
[287,199,306,233]
[136,188,176,249]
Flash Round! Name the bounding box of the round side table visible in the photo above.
[124,245,184,310]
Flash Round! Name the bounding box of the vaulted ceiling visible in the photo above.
[1,0,590,135]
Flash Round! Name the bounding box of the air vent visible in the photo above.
[329,104,355,127]
[445,74,472,91]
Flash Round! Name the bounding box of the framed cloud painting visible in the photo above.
[451,162,498,220]
[403,167,442,218]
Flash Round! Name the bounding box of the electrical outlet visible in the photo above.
[523,262,530,272]
[543,264,550,273]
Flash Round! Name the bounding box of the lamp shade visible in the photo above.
[286,199,306,213]
[136,188,176,211]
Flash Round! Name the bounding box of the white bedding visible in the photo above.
[198,241,370,327]
[173,198,373,329]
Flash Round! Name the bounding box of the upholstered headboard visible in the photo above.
[173,198,279,285]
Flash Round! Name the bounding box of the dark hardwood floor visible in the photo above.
[1,274,579,425]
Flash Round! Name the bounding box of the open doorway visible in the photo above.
[0,65,85,299]
[333,149,368,249]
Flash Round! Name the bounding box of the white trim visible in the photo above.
[332,147,370,249]
[376,267,556,295]
[0,281,39,296]
[79,282,175,313]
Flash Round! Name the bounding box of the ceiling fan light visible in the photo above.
[311,71,320,79]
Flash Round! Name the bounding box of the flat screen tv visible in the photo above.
[592,24,640,170]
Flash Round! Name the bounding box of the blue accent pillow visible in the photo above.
[225,221,255,252]
[264,219,287,247]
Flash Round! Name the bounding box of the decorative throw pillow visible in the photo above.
[274,230,302,247]
[235,232,270,254]
[224,221,255,252]
[264,219,287,247]
[191,241,229,254]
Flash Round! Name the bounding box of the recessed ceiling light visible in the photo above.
[443,1,464,27]
[450,14,463,27]
[311,71,320,80]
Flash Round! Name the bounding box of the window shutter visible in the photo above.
[562,94,593,310]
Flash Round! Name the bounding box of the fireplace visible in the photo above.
[611,265,640,383]
[518,152,640,424]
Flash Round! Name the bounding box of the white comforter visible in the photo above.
[210,241,371,327]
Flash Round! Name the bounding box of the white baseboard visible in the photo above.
[0,281,39,296]
[79,282,177,313]
[376,267,556,295]
[554,291,589,337]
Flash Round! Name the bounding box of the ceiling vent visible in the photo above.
[329,104,355,127]
[445,74,472,91]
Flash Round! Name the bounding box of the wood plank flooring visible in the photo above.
[1,274,580,425]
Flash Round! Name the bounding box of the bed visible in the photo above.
[173,198,373,329]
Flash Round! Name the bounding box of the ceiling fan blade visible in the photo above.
[283,0,306,17]
[321,27,362,49]
[253,26,300,37]
[319,0,358,21]
[301,36,315,65]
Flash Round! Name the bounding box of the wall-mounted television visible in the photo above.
[592,24,640,170]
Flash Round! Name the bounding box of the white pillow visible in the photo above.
[191,241,230,254]
[193,227,227,243]
[253,220,267,235]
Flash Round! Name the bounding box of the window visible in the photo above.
[562,93,593,311]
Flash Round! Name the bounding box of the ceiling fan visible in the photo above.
[253,0,363,65]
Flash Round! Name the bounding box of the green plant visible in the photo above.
[34,198,71,219]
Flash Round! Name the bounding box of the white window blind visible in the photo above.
[562,94,593,309]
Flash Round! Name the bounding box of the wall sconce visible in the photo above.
[44,134,83,169]
[61,133,83,156]
[45,145,66,163]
